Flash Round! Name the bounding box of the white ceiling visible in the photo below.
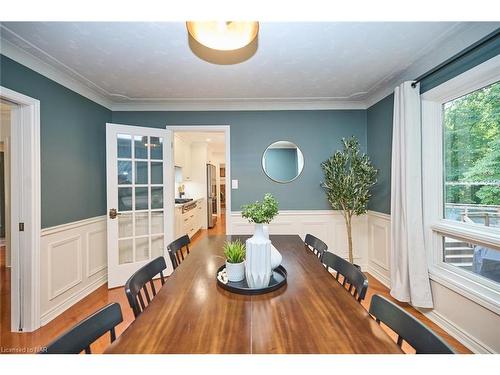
[176,131,225,144]
[0,22,496,109]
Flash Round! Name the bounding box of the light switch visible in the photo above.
[231,179,239,189]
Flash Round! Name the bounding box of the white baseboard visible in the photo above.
[366,265,391,288]
[421,309,495,354]
[40,273,107,326]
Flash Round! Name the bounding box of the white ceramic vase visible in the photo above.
[263,225,282,270]
[225,261,245,282]
[245,223,272,288]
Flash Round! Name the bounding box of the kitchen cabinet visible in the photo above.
[183,144,192,181]
[174,135,192,181]
[174,198,204,239]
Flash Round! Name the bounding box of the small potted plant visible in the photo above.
[223,239,246,282]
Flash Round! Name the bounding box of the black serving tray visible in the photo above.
[216,265,287,295]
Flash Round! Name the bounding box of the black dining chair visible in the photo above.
[321,251,368,302]
[124,256,167,318]
[167,234,191,270]
[42,303,123,354]
[304,234,328,260]
[369,294,455,354]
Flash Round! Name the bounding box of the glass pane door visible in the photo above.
[107,124,173,288]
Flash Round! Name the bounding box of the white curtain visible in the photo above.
[390,81,433,308]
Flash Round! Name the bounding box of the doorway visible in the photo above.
[0,86,41,332]
[168,125,231,238]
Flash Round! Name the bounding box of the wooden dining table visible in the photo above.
[105,235,401,354]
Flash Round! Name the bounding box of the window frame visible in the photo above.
[421,55,500,314]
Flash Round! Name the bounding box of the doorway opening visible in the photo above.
[168,126,230,242]
[0,86,41,333]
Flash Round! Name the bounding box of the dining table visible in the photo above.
[105,234,402,354]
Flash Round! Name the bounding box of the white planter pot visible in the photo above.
[262,225,282,270]
[225,261,245,282]
[245,223,272,288]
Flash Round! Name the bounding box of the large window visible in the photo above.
[443,81,500,228]
[442,82,500,285]
[422,57,500,310]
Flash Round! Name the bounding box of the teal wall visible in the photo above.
[0,55,111,228]
[112,110,367,211]
[2,29,495,224]
[367,94,394,214]
[366,32,499,215]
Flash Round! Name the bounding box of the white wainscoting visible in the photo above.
[230,210,368,268]
[365,210,499,354]
[40,216,107,326]
[366,210,391,287]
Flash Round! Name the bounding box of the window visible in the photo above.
[422,56,500,311]
[441,82,500,285]
[443,81,500,230]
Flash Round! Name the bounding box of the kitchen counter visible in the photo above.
[175,197,204,208]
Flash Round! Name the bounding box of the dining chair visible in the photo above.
[167,234,191,270]
[124,256,167,318]
[304,233,328,260]
[42,303,123,354]
[321,251,368,302]
[369,294,455,354]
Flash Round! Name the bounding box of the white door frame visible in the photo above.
[0,86,41,332]
[165,125,231,234]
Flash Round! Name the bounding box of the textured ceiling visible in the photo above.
[0,22,470,103]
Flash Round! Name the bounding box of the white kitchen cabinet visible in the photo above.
[174,198,204,239]
[174,135,185,168]
[174,135,192,181]
[183,143,192,181]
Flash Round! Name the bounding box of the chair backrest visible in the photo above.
[304,234,328,260]
[369,294,455,354]
[42,303,123,354]
[321,251,368,302]
[167,234,191,270]
[125,256,167,318]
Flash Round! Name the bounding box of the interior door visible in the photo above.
[106,123,174,288]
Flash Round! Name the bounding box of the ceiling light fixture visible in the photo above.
[186,21,259,51]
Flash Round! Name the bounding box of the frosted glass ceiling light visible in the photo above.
[186,21,259,51]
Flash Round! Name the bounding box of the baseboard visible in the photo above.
[366,265,391,288]
[40,274,107,326]
[421,309,496,354]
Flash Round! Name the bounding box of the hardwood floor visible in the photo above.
[0,215,471,354]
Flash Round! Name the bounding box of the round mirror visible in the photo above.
[262,141,304,183]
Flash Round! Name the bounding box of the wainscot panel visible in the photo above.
[366,210,500,353]
[40,216,107,326]
[230,210,368,268]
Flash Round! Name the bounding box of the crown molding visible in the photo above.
[364,22,500,108]
[5,22,497,112]
[1,26,368,112]
[1,38,368,111]
[110,99,367,111]
[0,38,113,110]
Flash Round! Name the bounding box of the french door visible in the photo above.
[106,123,174,288]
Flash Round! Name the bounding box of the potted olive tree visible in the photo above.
[223,239,246,282]
[321,137,377,265]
